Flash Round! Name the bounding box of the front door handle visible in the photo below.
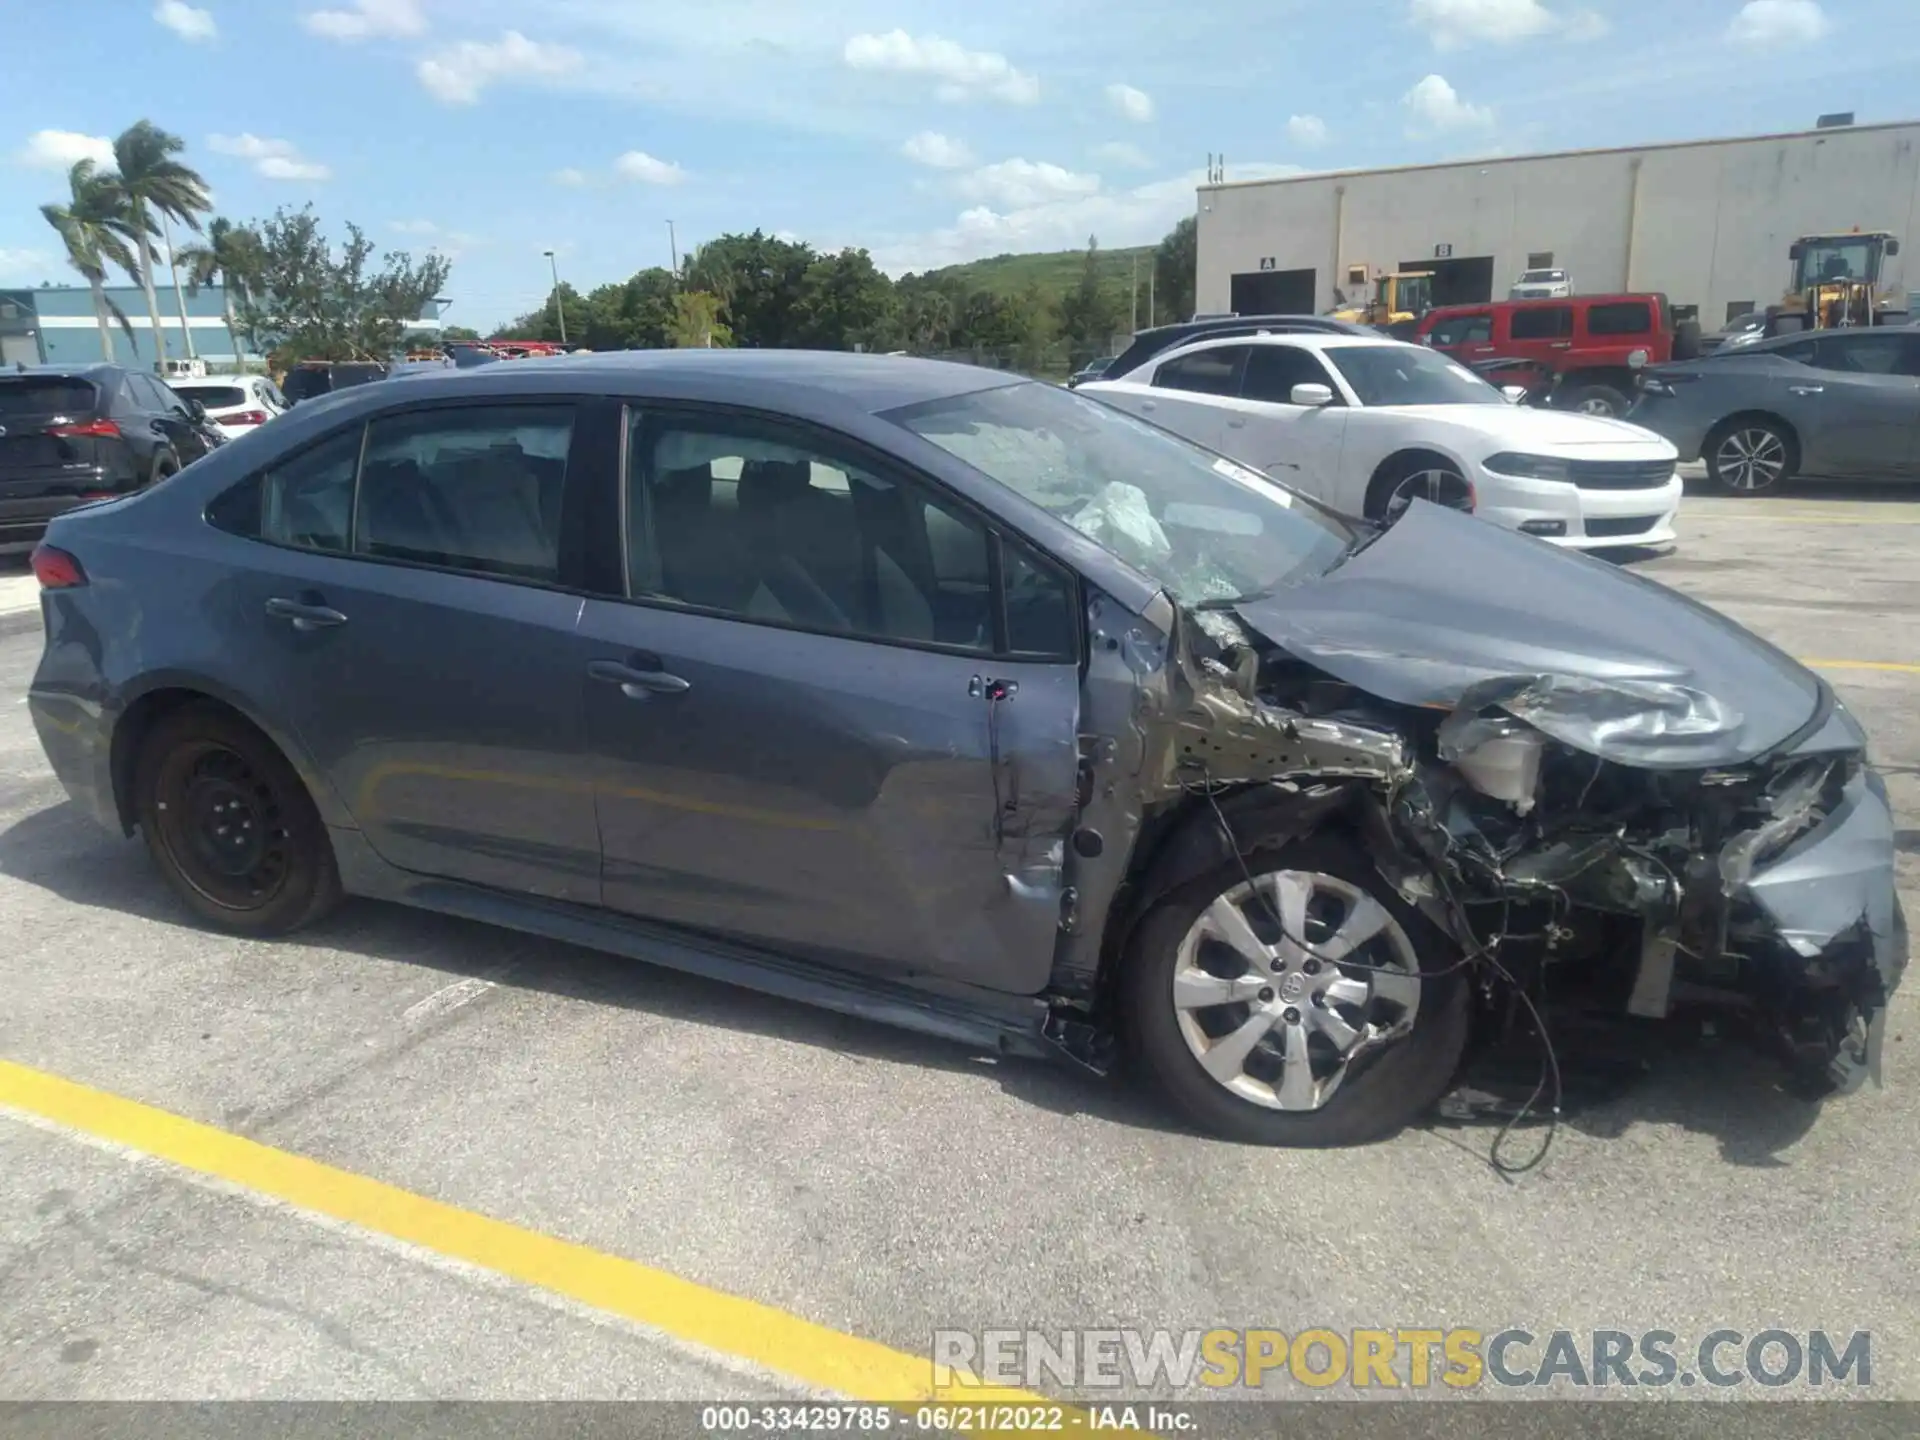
[265,596,348,631]
[1549,341,1572,349]
[588,658,692,699]
[1226,417,1247,428]
[1788,383,1825,395]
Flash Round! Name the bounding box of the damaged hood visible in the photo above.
[1232,501,1826,768]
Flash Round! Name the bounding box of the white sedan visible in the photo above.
[168,374,287,442]
[1077,333,1682,549]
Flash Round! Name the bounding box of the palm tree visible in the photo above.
[39,160,142,361]
[109,120,210,372]
[178,217,262,369]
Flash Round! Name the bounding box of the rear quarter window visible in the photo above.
[0,378,98,417]
[1584,302,1653,337]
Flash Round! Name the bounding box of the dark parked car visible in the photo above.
[24,352,1903,1144]
[1,363,220,548]
[1066,356,1117,389]
[280,360,391,406]
[1105,315,1377,382]
[1628,327,1920,494]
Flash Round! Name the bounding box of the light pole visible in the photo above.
[665,220,680,278]
[543,249,568,346]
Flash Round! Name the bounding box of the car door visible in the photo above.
[1425,309,1495,363]
[1784,332,1920,478]
[1104,344,1249,453]
[576,405,1083,995]
[1504,303,1575,372]
[203,399,605,903]
[1195,342,1353,501]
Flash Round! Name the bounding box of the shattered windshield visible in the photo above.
[887,380,1351,602]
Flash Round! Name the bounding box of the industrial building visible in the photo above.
[1194,119,1920,328]
[0,284,448,368]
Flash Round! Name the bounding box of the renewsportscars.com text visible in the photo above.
[931,1327,1873,1392]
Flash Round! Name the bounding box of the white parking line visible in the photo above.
[402,975,500,1025]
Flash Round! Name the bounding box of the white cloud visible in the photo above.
[418,30,584,104]
[613,150,686,185]
[552,166,589,187]
[1727,0,1829,47]
[388,219,482,258]
[872,160,1303,275]
[842,30,1039,105]
[0,247,51,283]
[16,129,114,170]
[153,1,216,41]
[302,0,427,40]
[901,131,975,169]
[955,158,1101,209]
[207,133,332,181]
[1093,141,1153,170]
[1286,114,1329,146]
[1409,0,1605,48]
[1106,82,1154,123]
[1402,73,1493,133]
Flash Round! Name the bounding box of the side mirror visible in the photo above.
[1887,239,1901,257]
[1290,382,1335,407]
[1501,385,1529,404]
[185,399,208,421]
[1788,243,1805,261]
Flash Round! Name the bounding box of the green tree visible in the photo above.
[1058,235,1119,363]
[1012,280,1056,375]
[109,120,211,371]
[235,206,454,363]
[443,325,483,341]
[1153,215,1196,327]
[669,291,731,348]
[682,231,816,347]
[39,159,142,360]
[178,216,265,367]
[794,248,900,351]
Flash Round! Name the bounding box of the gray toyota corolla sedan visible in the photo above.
[25,351,1905,1145]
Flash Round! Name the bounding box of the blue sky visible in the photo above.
[4,0,1917,330]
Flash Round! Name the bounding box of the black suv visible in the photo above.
[1104,314,1378,380]
[1,364,220,548]
[280,361,392,407]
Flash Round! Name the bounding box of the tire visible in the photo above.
[1559,383,1630,417]
[1365,453,1473,522]
[134,701,341,935]
[1704,416,1797,496]
[1120,836,1470,1146]
[148,454,178,489]
[1671,320,1703,362]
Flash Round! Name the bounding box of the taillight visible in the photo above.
[29,543,87,589]
[48,418,120,439]
[227,409,270,426]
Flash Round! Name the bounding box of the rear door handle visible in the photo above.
[1549,342,1573,349]
[1788,384,1825,395]
[588,657,691,699]
[264,596,348,631]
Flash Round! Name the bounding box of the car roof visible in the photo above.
[1146,332,1401,364]
[7,362,124,380]
[1425,292,1667,318]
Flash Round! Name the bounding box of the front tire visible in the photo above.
[1121,837,1470,1146]
[134,702,341,935]
[1560,383,1630,417]
[1705,417,1796,495]
[1366,454,1473,523]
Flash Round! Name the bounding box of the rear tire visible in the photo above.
[1704,417,1797,496]
[1120,836,1470,1146]
[148,453,178,489]
[1560,383,1630,417]
[134,702,341,935]
[1671,320,1703,362]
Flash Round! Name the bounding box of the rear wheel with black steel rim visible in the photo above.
[1121,837,1470,1146]
[135,703,340,934]
[1705,418,1796,495]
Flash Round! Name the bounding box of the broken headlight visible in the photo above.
[1717,756,1842,891]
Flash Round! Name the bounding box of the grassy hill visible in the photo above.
[911,243,1164,328]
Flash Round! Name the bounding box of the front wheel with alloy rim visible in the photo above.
[1706,418,1796,495]
[135,702,341,934]
[1367,455,1474,523]
[1560,383,1630,417]
[1122,837,1470,1146]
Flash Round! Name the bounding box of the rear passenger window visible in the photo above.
[354,406,572,582]
[1153,347,1247,396]
[1584,302,1652,336]
[208,427,359,552]
[1509,306,1573,340]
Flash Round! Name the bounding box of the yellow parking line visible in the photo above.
[0,1059,1041,1411]
[1800,658,1920,674]
[1697,515,1920,525]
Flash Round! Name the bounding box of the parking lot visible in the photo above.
[2,482,1919,1408]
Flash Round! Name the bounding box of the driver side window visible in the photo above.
[1242,345,1342,405]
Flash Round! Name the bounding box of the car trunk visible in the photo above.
[0,377,113,497]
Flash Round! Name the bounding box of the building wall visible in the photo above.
[6,284,446,367]
[1195,122,1920,326]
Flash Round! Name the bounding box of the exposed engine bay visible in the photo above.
[1055,502,1907,1112]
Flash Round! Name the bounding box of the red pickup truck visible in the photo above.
[1412,293,1701,417]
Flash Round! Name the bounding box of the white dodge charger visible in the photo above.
[1077,332,1682,549]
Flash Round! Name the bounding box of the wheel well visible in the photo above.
[1704,410,1801,462]
[110,688,263,832]
[1364,449,1460,519]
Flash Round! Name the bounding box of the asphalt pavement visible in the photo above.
[1,485,1918,1420]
